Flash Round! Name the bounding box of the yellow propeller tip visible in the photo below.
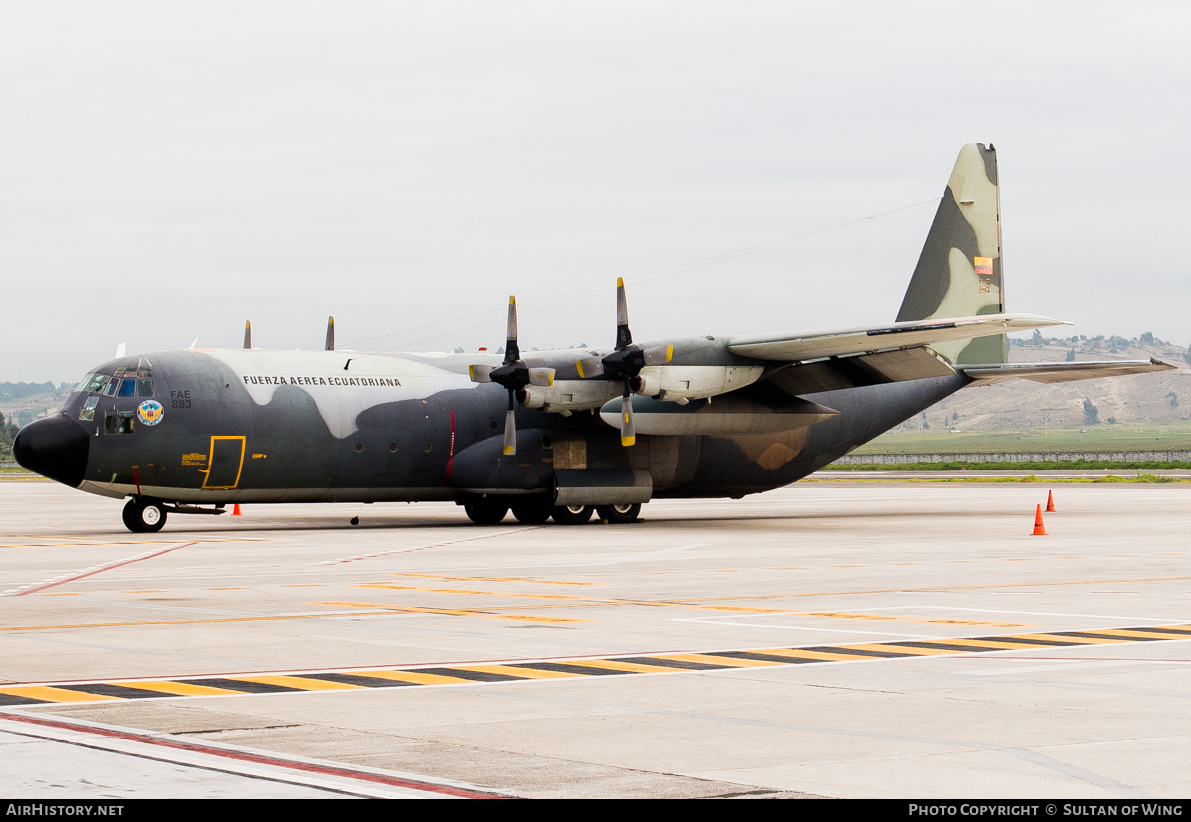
[503,446,516,455]
[509,295,516,304]
[621,436,636,447]
[617,277,624,287]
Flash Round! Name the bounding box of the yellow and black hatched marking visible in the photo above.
[4,623,1190,708]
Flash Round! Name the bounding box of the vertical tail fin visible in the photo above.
[897,143,1005,364]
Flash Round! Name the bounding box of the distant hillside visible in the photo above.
[0,383,73,430]
[896,333,1191,433]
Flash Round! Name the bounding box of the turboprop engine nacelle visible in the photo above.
[634,365,765,403]
[519,380,622,413]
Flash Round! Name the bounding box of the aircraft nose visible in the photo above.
[13,413,90,488]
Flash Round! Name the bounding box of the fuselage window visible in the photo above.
[137,379,154,397]
[79,397,99,422]
[118,378,137,397]
[102,377,120,396]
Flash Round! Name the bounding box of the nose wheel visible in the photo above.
[122,498,167,533]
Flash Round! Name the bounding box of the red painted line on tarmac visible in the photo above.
[16,542,196,597]
[0,713,506,798]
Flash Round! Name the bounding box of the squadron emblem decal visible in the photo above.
[137,400,164,426]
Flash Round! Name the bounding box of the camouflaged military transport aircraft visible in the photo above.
[14,144,1174,532]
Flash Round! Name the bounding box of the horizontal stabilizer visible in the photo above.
[729,313,1068,363]
[962,358,1176,386]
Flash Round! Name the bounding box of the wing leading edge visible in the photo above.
[729,313,1068,362]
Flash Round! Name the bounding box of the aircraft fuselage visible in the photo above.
[18,346,966,507]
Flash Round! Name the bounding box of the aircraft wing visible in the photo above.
[728,313,1068,362]
[961,358,1177,386]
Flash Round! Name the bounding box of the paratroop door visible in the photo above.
[203,436,245,489]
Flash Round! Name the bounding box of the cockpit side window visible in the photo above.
[118,378,137,397]
[79,396,99,422]
[104,410,134,434]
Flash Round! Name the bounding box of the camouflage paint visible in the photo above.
[897,143,1005,365]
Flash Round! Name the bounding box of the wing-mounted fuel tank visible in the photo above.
[599,392,838,436]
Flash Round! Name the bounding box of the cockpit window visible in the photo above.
[102,377,120,396]
[77,374,109,393]
[118,378,137,397]
[137,379,154,397]
[78,396,99,422]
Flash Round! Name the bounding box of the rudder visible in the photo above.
[897,143,1005,364]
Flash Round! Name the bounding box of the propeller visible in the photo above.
[325,316,335,351]
[468,297,554,456]
[575,278,671,447]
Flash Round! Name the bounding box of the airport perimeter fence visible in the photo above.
[833,450,1191,465]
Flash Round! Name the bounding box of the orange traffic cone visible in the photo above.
[1031,504,1047,536]
[1045,490,1056,513]
[232,503,242,516]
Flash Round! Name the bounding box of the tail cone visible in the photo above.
[1046,490,1056,513]
[1032,504,1047,536]
[232,504,242,516]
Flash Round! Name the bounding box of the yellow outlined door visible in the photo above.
[202,436,246,489]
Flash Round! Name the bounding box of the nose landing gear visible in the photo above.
[122,498,167,533]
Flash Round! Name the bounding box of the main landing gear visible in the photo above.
[596,503,641,524]
[122,498,167,533]
[462,500,643,525]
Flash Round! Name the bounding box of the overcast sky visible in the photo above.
[2,2,1188,382]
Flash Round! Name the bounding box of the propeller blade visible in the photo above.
[615,277,632,350]
[528,367,555,387]
[642,344,672,365]
[325,316,335,351]
[576,356,604,378]
[504,296,520,364]
[469,364,495,383]
[620,381,636,447]
[243,321,251,350]
[503,390,517,455]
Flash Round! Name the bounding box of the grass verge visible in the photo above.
[806,473,1191,484]
[826,460,1191,471]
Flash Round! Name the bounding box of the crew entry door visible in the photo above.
[202,436,246,489]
